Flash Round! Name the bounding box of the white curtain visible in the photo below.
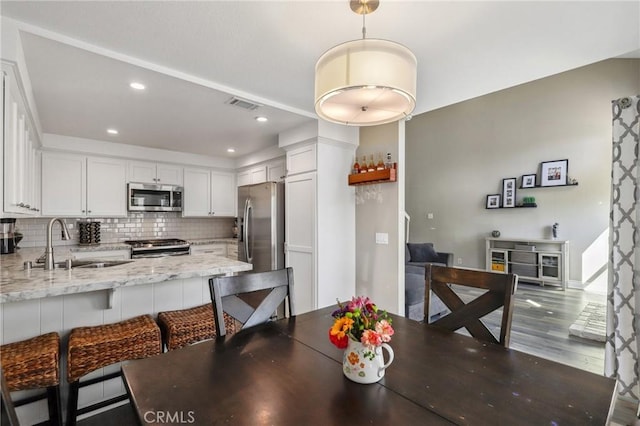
[606,95,640,401]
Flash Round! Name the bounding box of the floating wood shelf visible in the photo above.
[519,183,579,189]
[348,168,397,186]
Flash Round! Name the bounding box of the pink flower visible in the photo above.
[347,296,372,311]
[375,320,394,342]
[361,329,382,348]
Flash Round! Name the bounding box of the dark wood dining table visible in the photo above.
[122,306,616,425]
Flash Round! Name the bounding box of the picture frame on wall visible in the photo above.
[486,194,501,209]
[502,178,516,208]
[540,159,568,187]
[521,174,536,188]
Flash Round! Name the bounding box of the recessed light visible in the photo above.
[130,82,146,90]
[255,116,268,123]
[227,148,236,153]
[107,129,119,135]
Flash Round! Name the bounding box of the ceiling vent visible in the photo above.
[225,97,262,111]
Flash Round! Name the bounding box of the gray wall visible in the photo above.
[406,59,640,285]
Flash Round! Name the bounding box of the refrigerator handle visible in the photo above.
[244,198,253,263]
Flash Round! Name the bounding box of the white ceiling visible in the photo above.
[1,1,638,160]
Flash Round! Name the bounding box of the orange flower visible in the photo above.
[330,317,354,339]
[347,351,359,365]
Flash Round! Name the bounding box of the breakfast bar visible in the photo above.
[0,246,252,424]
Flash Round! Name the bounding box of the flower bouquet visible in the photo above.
[328,296,394,359]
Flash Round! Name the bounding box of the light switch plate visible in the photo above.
[375,232,389,244]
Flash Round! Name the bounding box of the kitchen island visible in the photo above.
[1,246,250,302]
[0,246,252,424]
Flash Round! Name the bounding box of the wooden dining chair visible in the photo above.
[209,268,295,337]
[425,264,518,348]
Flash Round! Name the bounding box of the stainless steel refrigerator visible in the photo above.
[238,182,285,272]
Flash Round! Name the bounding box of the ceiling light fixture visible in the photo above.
[227,148,236,153]
[107,128,119,135]
[314,0,417,126]
[255,116,268,123]
[130,82,146,90]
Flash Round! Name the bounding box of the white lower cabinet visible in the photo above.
[183,168,235,217]
[41,153,127,217]
[485,237,569,289]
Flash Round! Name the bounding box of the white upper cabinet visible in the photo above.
[183,168,211,217]
[3,64,40,216]
[237,165,267,187]
[87,157,127,216]
[128,161,183,185]
[286,144,316,176]
[268,159,286,182]
[42,152,127,217]
[183,168,236,217]
[210,171,236,217]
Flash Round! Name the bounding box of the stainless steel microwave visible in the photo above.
[128,183,183,212]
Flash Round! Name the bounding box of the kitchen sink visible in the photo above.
[55,260,134,269]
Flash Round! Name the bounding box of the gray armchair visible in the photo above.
[405,243,454,321]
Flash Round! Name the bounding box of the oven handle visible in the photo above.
[131,251,190,259]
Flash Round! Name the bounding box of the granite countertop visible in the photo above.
[0,247,252,303]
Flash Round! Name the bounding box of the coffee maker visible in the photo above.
[0,218,16,254]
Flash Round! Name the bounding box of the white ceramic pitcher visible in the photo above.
[342,339,394,384]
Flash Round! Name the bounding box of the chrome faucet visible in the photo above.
[43,218,71,270]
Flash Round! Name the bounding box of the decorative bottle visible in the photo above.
[352,157,360,175]
[367,155,375,172]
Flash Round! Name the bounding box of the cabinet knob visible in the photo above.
[82,210,86,213]
[87,210,92,214]
[24,204,31,209]
[17,202,25,207]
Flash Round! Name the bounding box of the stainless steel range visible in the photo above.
[124,238,190,258]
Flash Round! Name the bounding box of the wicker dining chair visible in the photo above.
[425,264,518,348]
[66,315,162,425]
[157,303,238,351]
[209,268,295,337]
[0,332,62,426]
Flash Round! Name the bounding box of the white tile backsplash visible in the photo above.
[15,213,234,247]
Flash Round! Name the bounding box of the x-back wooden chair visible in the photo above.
[209,268,295,337]
[425,264,518,348]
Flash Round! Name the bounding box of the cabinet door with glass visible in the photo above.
[488,249,508,273]
[539,253,561,281]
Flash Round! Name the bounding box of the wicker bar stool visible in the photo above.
[0,332,62,426]
[157,303,238,351]
[66,315,161,425]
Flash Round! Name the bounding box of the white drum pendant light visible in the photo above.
[315,0,417,126]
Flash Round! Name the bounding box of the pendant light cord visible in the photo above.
[362,13,367,39]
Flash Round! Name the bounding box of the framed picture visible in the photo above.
[486,194,501,209]
[540,159,568,187]
[521,174,536,188]
[502,178,516,208]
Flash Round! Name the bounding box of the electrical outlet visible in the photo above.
[427,213,434,219]
[457,257,463,265]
